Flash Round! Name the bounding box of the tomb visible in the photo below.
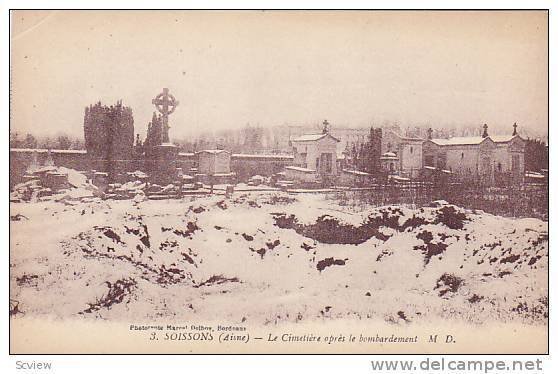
[195,150,236,184]
[288,120,340,186]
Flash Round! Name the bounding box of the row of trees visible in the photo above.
[174,125,272,154]
[9,131,85,150]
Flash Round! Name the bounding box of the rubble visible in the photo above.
[10,166,95,202]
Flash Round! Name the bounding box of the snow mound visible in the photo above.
[10,194,547,325]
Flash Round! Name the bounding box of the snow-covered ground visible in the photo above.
[10,192,548,326]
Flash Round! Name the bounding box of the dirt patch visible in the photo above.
[266,239,280,250]
[316,257,347,272]
[500,254,520,264]
[124,225,140,236]
[256,248,266,259]
[10,299,23,316]
[16,274,39,287]
[242,233,254,241]
[81,278,137,314]
[159,240,178,252]
[156,265,187,285]
[401,215,428,230]
[434,273,464,297]
[397,311,410,322]
[272,205,468,245]
[301,242,314,251]
[271,213,390,245]
[181,252,196,265]
[414,242,447,265]
[528,255,543,266]
[252,239,282,259]
[94,226,124,244]
[512,297,548,320]
[10,214,28,221]
[416,230,434,243]
[468,294,484,303]
[74,232,190,286]
[376,249,392,262]
[173,222,199,239]
[124,222,151,248]
[365,208,403,231]
[413,230,449,265]
[434,206,468,229]
[192,206,206,214]
[271,213,297,229]
[194,275,240,288]
[139,223,150,247]
[530,233,548,247]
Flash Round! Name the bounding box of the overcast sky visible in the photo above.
[10,10,548,140]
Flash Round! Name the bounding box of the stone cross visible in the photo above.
[513,122,518,136]
[482,123,489,138]
[152,88,179,143]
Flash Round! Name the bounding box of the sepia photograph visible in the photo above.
[8,9,548,355]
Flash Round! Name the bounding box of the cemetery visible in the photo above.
[9,89,368,202]
[9,88,547,223]
[9,88,548,331]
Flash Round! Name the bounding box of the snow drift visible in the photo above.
[10,193,548,326]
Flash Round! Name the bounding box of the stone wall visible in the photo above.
[10,148,295,189]
[231,154,293,180]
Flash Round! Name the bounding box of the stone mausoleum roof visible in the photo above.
[291,133,340,142]
[430,134,520,146]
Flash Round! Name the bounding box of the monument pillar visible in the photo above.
[148,88,180,184]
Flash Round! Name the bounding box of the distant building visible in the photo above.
[422,124,525,185]
[329,127,369,158]
[267,124,368,155]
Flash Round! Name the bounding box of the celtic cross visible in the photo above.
[152,88,179,143]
